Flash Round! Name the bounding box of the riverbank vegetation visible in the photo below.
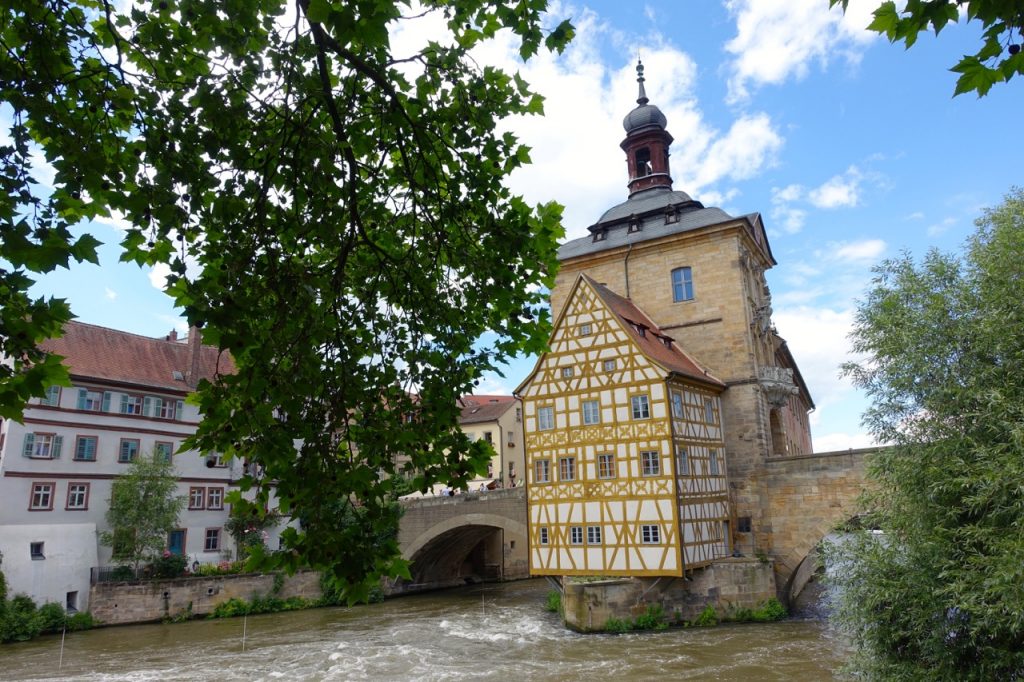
[600,598,786,634]
[831,189,1024,680]
[0,571,95,643]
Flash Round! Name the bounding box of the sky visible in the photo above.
[23,1,1023,452]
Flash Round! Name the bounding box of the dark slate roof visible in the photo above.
[584,276,725,389]
[40,321,235,391]
[623,102,667,134]
[558,186,745,261]
[458,395,516,425]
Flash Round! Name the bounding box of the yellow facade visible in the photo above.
[519,276,729,577]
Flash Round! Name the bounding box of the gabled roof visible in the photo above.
[40,321,235,392]
[458,395,517,425]
[583,276,725,390]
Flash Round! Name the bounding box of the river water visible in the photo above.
[0,579,848,681]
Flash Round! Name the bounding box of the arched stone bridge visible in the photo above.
[759,448,874,604]
[391,488,529,595]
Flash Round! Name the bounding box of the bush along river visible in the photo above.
[0,578,849,681]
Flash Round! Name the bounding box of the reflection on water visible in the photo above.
[0,580,848,681]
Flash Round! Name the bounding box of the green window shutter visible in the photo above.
[43,386,60,406]
[22,433,34,457]
[102,391,112,412]
[120,394,128,413]
[143,396,153,417]
[153,397,163,417]
[52,435,63,459]
[77,388,87,410]
[176,400,184,420]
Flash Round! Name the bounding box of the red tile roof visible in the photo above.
[458,395,517,424]
[584,275,725,389]
[40,321,235,392]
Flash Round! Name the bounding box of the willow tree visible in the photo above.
[831,188,1024,679]
[1,1,571,598]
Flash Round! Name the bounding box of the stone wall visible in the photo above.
[561,558,777,632]
[88,571,322,625]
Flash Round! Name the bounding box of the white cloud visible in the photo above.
[813,430,877,452]
[904,211,925,221]
[808,172,860,209]
[832,238,886,262]
[723,0,878,103]
[926,216,956,237]
[104,287,118,301]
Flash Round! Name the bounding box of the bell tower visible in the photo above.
[620,61,674,196]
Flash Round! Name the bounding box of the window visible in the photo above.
[537,406,554,431]
[631,395,650,420]
[40,385,61,406]
[159,398,181,420]
[539,527,549,545]
[507,430,515,445]
[508,462,516,479]
[515,407,522,422]
[155,441,174,463]
[483,431,492,444]
[709,449,721,475]
[676,445,689,475]
[189,487,205,510]
[641,450,660,476]
[641,525,661,544]
[118,438,139,463]
[77,388,108,411]
[66,483,89,510]
[30,542,45,559]
[559,457,576,482]
[534,459,550,483]
[29,483,55,510]
[582,400,600,425]
[587,526,602,545]
[704,397,717,424]
[22,433,62,459]
[578,322,592,336]
[597,453,615,479]
[204,528,221,552]
[112,528,135,559]
[74,436,97,461]
[561,366,574,379]
[207,487,224,510]
[120,394,143,415]
[671,391,684,419]
[570,526,583,545]
[635,147,652,176]
[602,358,616,372]
[66,591,78,613]
[737,516,752,533]
[672,266,694,302]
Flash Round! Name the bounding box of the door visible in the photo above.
[167,529,186,555]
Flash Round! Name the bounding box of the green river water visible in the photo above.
[0,579,849,681]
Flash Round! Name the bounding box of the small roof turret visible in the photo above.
[623,60,667,134]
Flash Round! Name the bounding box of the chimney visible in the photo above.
[167,329,178,342]
[187,325,202,388]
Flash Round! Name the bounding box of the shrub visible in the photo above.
[111,565,136,582]
[209,598,250,619]
[694,605,718,627]
[603,617,630,633]
[752,598,786,622]
[36,602,67,633]
[633,604,668,631]
[150,552,188,579]
[1,595,42,642]
[543,590,561,614]
[66,612,96,631]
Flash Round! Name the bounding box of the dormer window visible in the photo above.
[592,229,606,242]
[631,323,646,338]
[664,207,679,225]
[628,216,642,233]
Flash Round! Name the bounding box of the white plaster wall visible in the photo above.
[0,523,97,610]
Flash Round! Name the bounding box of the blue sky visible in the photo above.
[24,1,1023,451]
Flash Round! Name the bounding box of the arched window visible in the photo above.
[635,148,652,177]
[671,266,694,302]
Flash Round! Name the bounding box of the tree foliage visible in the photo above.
[830,188,1024,680]
[831,0,1024,96]
[2,1,571,597]
[100,455,185,572]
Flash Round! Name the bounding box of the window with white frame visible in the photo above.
[66,482,89,510]
[189,487,205,510]
[587,526,602,544]
[207,487,224,510]
[671,266,694,302]
[118,438,139,463]
[158,398,181,420]
[602,358,616,372]
[120,394,143,415]
[570,526,583,545]
[597,453,615,479]
[578,322,592,336]
[534,459,550,483]
[641,450,660,476]
[76,388,107,411]
[704,397,717,424]
[582,399,600,425]
[641,525,661,544]
[40,385,61,406]
[676,445,689,475]
[561,366,574,379]
[74,435,97,461]
[22,433,61,459]
[710,448,721,475]
[539,527,549,545]
[29,483,55,510]
[537,406,554,430]
[671,391,684,419]
[559,457,576,482]
[631,395,650,420]
[204,528,221,552]
[155,441,174,463]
